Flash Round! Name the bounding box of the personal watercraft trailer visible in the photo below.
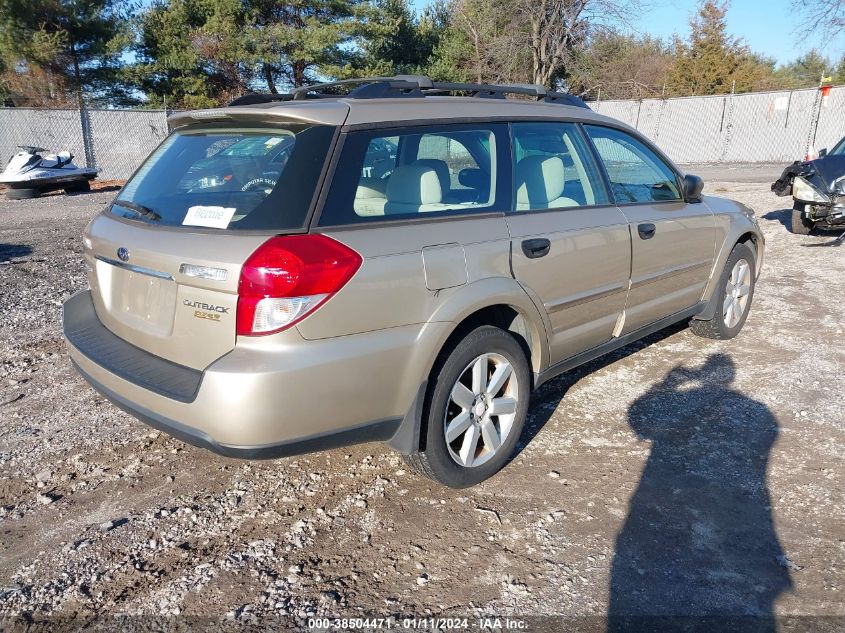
[0,146,97,200]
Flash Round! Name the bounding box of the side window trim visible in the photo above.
[315,122,512,227]
[505,120,613,215]
[576,122,615,205]
[581,123,684,206]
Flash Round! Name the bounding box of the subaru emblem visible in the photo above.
[117,247,130,262]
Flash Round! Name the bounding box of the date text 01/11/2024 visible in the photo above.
[307,617,528,630]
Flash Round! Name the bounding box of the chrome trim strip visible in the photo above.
[95,256,174,280]
[544,282,628,314]
[630,259,712,290]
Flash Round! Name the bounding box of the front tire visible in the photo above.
[690,242,756,340]
[404,326,531,488]
[791,203,813,235]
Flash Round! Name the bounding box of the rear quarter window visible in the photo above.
[111,124,336,231]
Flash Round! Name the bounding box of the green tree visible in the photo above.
[0,0,132,105]
[248,0,373,90]
[668,0,775,95]
[357,0,452,77]
[835,54,845,83]
[131,0,379,107]
[130,0,246,109]
[446,0,528,84]
[774,50,832,88]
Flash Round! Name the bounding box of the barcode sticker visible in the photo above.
[183,205,236,229]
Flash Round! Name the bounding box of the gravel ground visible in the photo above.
[0,178,843,631]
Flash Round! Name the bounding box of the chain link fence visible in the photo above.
[592,85,845,164]
[1,86,844,181]
[0,108,171,180]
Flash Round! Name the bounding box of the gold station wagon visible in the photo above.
[64,76,764,487]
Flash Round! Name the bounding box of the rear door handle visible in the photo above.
[521,238,551,259]
[637,223,656,240]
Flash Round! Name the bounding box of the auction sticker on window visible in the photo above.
[183,205,236,229]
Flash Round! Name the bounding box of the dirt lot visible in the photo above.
[1,176,843,630]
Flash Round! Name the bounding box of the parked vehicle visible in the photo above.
[772,136,845,234]
[63,76,764,488]
[0,146,97,199]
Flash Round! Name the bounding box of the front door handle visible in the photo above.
[522,238,551,259]
[637,223,656,240]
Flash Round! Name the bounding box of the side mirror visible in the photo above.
[683,174,704,202]
[819,148,828,158]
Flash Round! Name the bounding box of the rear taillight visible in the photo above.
[236,235,362,336]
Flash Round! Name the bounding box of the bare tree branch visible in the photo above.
[791,0,845,40]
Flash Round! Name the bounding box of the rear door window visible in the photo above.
[111,124,336,231]
[584,125,681,203]
[510,122,609,211]
[319,124,508,225]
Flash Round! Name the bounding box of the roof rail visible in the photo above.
[228,76,590,109]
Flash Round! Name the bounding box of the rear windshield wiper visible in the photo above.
[114,199,161,221]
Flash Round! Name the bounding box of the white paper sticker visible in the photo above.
[183,205,237,229]
[264,137,283,148]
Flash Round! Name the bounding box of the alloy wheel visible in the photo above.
[723,258,751,329]
[443,353,520,468]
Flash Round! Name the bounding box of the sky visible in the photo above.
[413,0,845,68]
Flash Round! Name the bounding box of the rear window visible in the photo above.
[110,124,336,231]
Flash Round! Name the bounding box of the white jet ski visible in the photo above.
[1,146,97,199]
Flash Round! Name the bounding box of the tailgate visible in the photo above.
[83,213,267,370]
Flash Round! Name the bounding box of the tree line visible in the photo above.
[1,0,843,109]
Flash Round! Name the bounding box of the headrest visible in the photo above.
[355,177,387,199]
[412,159,450,191]
[515,155,566,206]
[386,164,442,205]
[458,168,486,190]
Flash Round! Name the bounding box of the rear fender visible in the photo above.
[424,276,550,375]
[388,276,550,455]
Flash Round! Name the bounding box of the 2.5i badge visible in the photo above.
[183,299,229,322]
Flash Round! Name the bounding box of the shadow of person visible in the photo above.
[608,353,792,633]
[0,244,33,263]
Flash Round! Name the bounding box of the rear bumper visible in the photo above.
[64,290,445,457]
[71,357,400,459]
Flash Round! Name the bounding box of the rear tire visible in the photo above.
[791,203,813,235]
[6,188,40,200]
[690,242,756,340]
[404,326,531,488]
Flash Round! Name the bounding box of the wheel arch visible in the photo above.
[388,278,550,455]
[695,228,762,322]
[736,231,762,275]
[423,278,550,379]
